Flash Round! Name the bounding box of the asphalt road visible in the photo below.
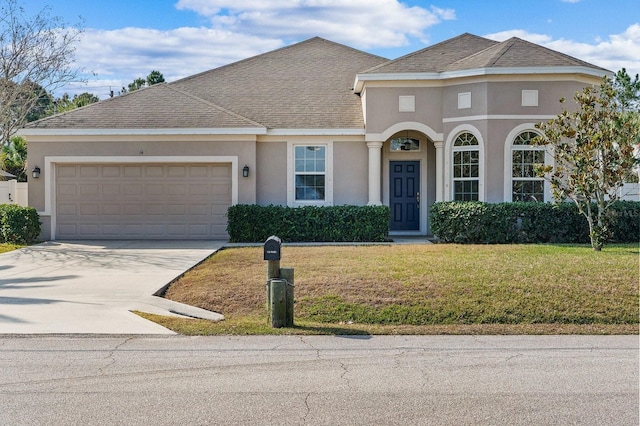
[0,335,637,425]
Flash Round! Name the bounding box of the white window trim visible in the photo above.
[503,124,553,202]
[444,124,485,202]
[287,141,333,207]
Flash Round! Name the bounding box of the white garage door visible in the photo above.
[56,163,232,239]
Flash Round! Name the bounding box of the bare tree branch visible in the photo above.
[0,0,83,145]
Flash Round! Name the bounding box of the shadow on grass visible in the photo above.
[291,323,371,337]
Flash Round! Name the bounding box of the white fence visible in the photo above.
[619,183,640,201]
[0,180,28,206]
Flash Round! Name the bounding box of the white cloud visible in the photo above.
[67,27,282,98]
[485,25,640,76]
[175,0,453,49]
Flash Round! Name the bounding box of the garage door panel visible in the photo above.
[189,166,208,177]
[211,166,230,177]
[58,166,77,177]
[58,204,77,215]
[79,204,99,215]
[124,184,143,196]
[78,185,99,198]
[124,166,143,177]
[102,205,120,215]
[58,184,76,196]
[80,166,99,177]
[102,224,121,236]
[101,166,121,177]
[145,166,163,177]
[56,163,231,240]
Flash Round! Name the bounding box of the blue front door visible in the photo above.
[390,161,420,231]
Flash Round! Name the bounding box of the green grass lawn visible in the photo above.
[0,243,22,254]
[140,244,640,335]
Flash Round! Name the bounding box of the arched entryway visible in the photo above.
[366,122,444,235]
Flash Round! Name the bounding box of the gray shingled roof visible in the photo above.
[26,83,265,129]
[170,37,387,129]
[444,37,609,72]
[26,37,387,131]
[361,33,499,74]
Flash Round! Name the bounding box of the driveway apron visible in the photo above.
[0,240,225,334]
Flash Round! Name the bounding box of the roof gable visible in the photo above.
[362,33,499,74]
[170,37,388,129]
[445,37,609,71]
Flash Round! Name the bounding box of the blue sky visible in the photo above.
[21,0,640,98]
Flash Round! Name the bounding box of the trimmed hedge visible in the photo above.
[429,201,639,244]
[0,204,41,244]
[227,204,390,242]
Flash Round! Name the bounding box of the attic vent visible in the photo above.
[458,92,471,109]
[522,90,538,107]
[399,96,415,112]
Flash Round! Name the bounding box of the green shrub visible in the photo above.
[430,201,638,244]
[227,204,390,242]
[0,204,41,244]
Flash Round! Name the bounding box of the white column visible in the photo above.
[434,141,444,202]
[366,141,383,206]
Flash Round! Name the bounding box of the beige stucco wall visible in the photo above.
[256,141,287,206]
[333,141,368,205]
[364,86,444,134]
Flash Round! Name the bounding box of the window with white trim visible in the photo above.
[452,132,479,201]
[294,145,326,201]
[511,131,545,202]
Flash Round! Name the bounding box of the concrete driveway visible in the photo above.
[0,240,225,334]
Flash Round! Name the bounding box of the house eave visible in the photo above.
[353,66,611,94]
[18,127,366,137]
[266,128,365,136]
[17,127,268,136]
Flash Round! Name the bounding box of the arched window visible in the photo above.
[511,131,545,202]
[452,132,479,201]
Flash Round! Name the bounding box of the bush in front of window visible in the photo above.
[0,204,41,244]
[227,204,390,243]
[429,201,639,244]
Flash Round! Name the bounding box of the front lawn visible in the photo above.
[143,244,640,335]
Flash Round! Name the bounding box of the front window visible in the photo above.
[512,131,545,202]
[295,146,325,201]
[452,132,479,201]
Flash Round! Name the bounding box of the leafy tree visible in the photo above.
[535,74,640,251]
[0,135,28,181]
[121,70,165,94]
[612,68,640,111]
[50,92,99,114]
[0,0,83,146]
[146,70,165,85]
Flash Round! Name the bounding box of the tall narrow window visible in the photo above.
[295,146,325,201]
[452,132,479,201]
[511,131,545,202]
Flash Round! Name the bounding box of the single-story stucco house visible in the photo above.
[20,33,609,240]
